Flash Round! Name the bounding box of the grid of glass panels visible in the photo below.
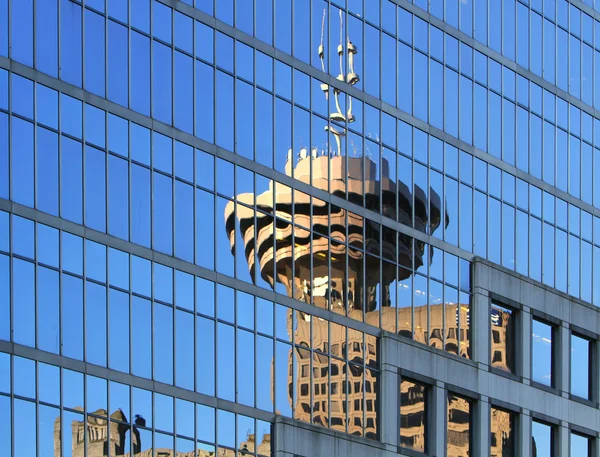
[0,210,380,436]
[4,0,600,213]
[8,0,600,116]
[0,65,477,342]
[0,352,272,457]
[3,0,600,207]
[3,27,600,305]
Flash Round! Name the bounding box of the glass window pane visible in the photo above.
[571,334,591,399]
[571,433,591,457]
[491,303,516,374]
[447,394,471,455]
[532,420,552,456]
[532,320,553,386]
[400,379,426,452]
[490,408,515,456]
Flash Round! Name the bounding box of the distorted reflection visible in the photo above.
[399,379,426,452]
[490,407,515,457]
[51,408,271,457]
[490,303,516,374]
[222,16,473,437]
[447,394,471,457]
[291,310,378,438]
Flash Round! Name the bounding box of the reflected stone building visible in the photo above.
[53,409,271,457]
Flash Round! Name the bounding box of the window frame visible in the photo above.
[398,372,430,454]
[570,329,595,402]
[530,315,558,389]
[489,404,518,457]
[490,298,519,377]
[531,417,557,457]
[446,390,474,457]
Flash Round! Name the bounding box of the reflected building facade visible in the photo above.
[2,0,600,456]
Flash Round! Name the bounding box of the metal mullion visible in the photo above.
[233,271,238,405]
[253,294,258,415]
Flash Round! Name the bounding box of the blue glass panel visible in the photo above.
[11,0,33,66]
[0,113,8,199]
[152,41,172,124]
[36,85,58,130]
[11,74,34,119]
[0,254,10,341]
[60,0,82,87]
[107,20,128,107]
[85,146,107,232]
[60,136,83,223]
[84,9,105,97]
[107,154,129,240]
[131,31,151,115]
[131,0,150,33]
[0,0,7,57]
[131,164,151,247]
[31,263,59,354]
[109,288,130,373]
[61,231,83,275]
[86,281,107,366]
[62,274,84,360]
[13,259,35,346]
[11,118,34,207]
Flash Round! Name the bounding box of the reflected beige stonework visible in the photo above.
[53,408,271,457]
[224,151,448,439]
[224,153,444,315]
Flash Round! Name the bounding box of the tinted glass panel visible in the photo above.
[400,379,426,452]
[491,303,516,374]
[532,320,553,386]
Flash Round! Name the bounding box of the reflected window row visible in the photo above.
[492,301,595,401]
[399,378,518,457]
[401,377,595,457]
[291,315,379,437]
[4,0,600,212]
[0,353,272,457]
[532,420,594,457]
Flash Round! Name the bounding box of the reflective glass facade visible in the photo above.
[1,0,600,456]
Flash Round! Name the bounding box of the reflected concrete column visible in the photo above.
[431,383,446,457]
[519,410,532,457]
[473,396,490,457]
[471,289,490,367]
[558,324,570,396]
[520,307,532,382]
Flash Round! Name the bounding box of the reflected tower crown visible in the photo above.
[224,10,448,314]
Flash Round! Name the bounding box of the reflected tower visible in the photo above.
[223,9,452,439]
[223,9,447,323]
